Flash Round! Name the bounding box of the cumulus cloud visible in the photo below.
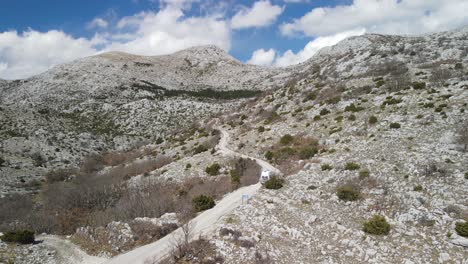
[280,0,468,37]
[0,3,230,79]
[107,8,230,55]
[247,48,276,66]
[0,30,99,79]
[87,18,109,29]
[231,1,283,29]
[275,28,366,66]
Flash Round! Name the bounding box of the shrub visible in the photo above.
[0,157,4,167]
[363,215,391,235]
[0,230,35,244]
[192,195,215,212]
[359,169,370,179]
[230,169,241,185]
[454,63,463,70]
[264,176,284,190]
[321,164,333,171]
[465,172,468,180]
[155,137,164,144]
[304,92,317,102]
[299,147,317,159]
[280,134,294,145]
[265,151,273,161]
[193,145,208,154]
[345,103,365,112]
[345,162,360,171]
[336,185,360,201]
[369,116,378,125]
[413,185,423,192]
[390,122,401,129]
[258,126,265,133]
[455,222,468,237]
[205,163,221,176]
[412,82,426,90]
[185,163,192,169]
[320,108,331,115]
[348,115,356,121]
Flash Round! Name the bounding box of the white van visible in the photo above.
[260,170,271,184]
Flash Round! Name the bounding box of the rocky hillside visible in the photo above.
[206,28,468,263]
[0,46,283,195]
[0,27,467,263]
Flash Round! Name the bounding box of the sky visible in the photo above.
[0,0,467,79]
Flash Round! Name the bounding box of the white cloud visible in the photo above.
[247,48,276,66]
[87,18,109,29]
[107,7,230,55]
[275,29,366,66]
[231,1,283,29]
[280,0,468,37]
[0,30,98,79]
[0,4,230,79]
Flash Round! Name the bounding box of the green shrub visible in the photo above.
[455,222,468,237]
[193,145,208,154]
[280,134,294,145]
[412,82,426,90]
[335,116,344,122]
[321,164,333,171]
[326,96,341,105]
[368,116,378,125]
[336,184,360,201]
[320,108,331,115]
[413,185,423,192]
[359,169,370,179]
[192,195,215,212]
[390,122,401,129]
[454,63,463,70]
[205,163,221,176]
[156,137,164,144]
[230,169,241,185]
[185,163,192,169]
[348,114,356,121]
[299,147,317,159]
[313,115,321,121]
[0,230,35,244]
[264,176,284,190]
[345,103,365,112]
[465,172,468,180]
[265,151,274,161]
[345,162,360,171]
[258,126,265,133]
[363,215,391,235]
[0,157,5,167]
[375,80,385,87]
[303,92,317,102]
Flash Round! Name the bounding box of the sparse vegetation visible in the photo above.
[205,163,221,176]
[359,169,370,179]
[321,164,333,171]
[455,221,468,237]
[390,122,401,129]
[345,162,361,171]
[345,103,365,112]
[336,184,360,201]
[0,230,35,244]
[280,134,294,145]
[368,115,378,124]
[192,195,215,212]
[412,82,426,90]
[264,176,284,190]
[363,215,391,235]
[413,185,423,192]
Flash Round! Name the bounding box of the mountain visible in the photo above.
[0,45,283,195]
[0,27,467,263]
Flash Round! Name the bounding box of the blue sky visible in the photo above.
[1,0,467,79]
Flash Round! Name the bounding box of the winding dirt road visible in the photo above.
[105,127,280,264]
[37,235,106,264]
[39,127,279,264]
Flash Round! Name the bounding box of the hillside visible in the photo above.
[0,45,282,195]
[0,27,467,264]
